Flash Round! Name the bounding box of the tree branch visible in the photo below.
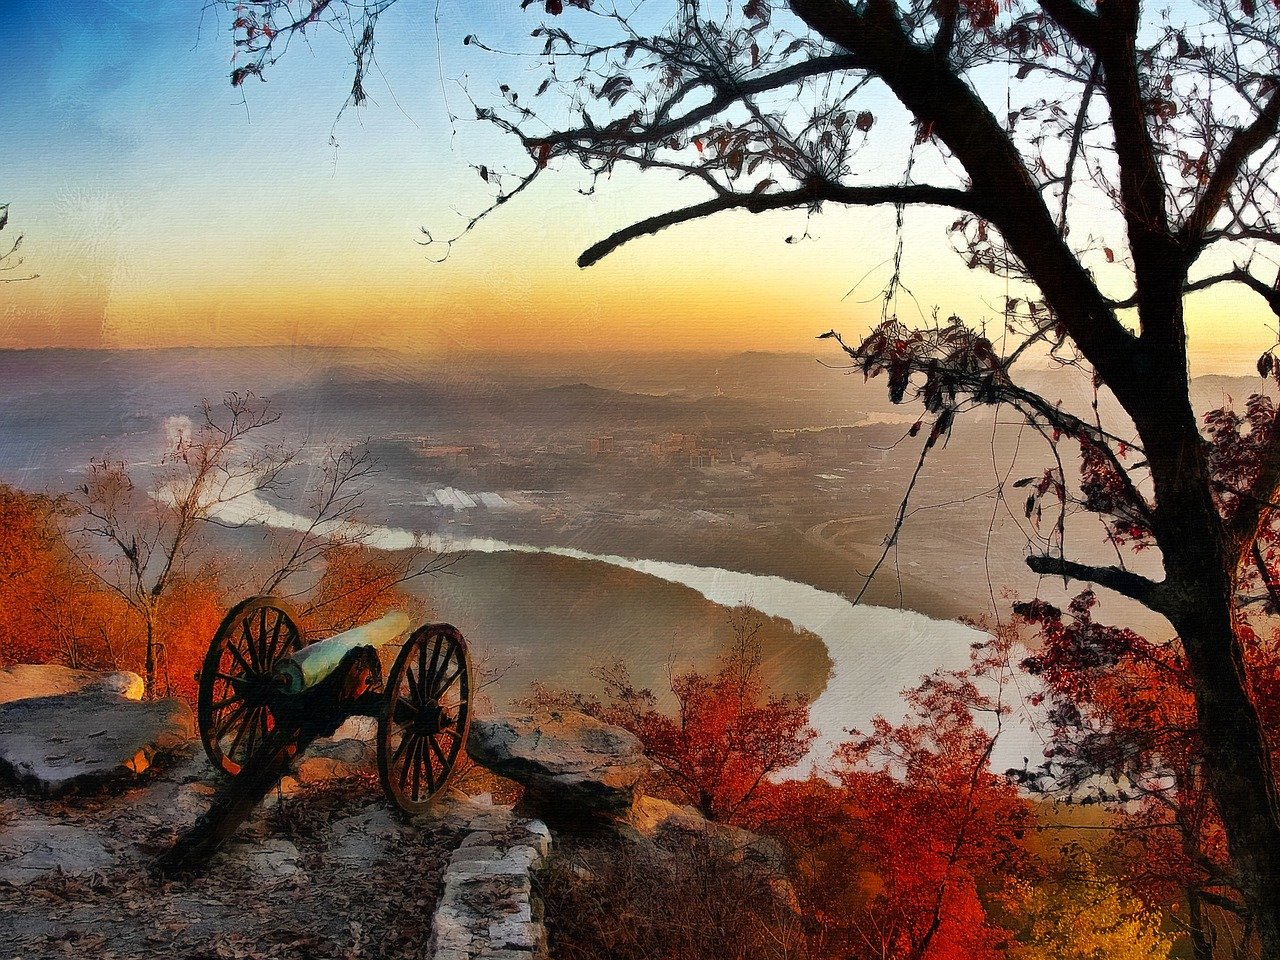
[538,54,865,154]
[1183,83,1280,250]
[1038,0,1102,51]
[578,180,990,267]
[785,0,1142,404]
[1112,267,1280,317]
[1026,553,1165,607]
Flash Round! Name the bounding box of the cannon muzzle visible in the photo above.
[273,610,410,695]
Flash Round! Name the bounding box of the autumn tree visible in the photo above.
[524,607,815,825]
[73,394,290,695]
[1014,586,1268,958]
[0,484,131,668]
[1013,852,1173,960]
[822,634,1034,960]
[217,0,1280,949]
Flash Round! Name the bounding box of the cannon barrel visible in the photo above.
[273,610,410,695]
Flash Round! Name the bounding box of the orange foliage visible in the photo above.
[153,572,229,701]
[0,484,133,670]
[300,544,429,639]
[524,610,814,826]
[775,637,1035,960]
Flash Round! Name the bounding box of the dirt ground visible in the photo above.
[0,745,466,960]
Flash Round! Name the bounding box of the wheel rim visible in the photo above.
[379,624,471,815]
[198,597,303,776]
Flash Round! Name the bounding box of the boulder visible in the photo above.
[466,711,649,816]
[330,716,377,743]
[0,690,194,795]
[0,664,144,704]
[622,795,787,868]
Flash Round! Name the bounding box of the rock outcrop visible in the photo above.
[622,795,787,868]
[0,690,193,795]
[466,711,649,815]
[0,664,144,704]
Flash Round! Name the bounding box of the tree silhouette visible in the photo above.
[214,1,1280,950]
[0,204,35,284]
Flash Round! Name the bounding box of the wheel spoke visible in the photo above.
[227,705,255,759]
[411,736,423,801]
[432,659,463,700]
[423,739,439,794]
[264,611,284,665]
[399,733,419,791]
[257,608,269,665]
[224,639,253,676]
[406,662,420,705]
[424,634,444,701]
[241,621,260,671]
[239,707,261,764]
[428,734,449,772]
[390,728,414,768]
[214,700,249,740]
[210,694,241,712]
[417,636,429,700]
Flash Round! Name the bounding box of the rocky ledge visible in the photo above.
[0,689,193,796]
[466,711,649,816]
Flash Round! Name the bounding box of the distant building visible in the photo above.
[651,432,699,459]
[743,449,812,474]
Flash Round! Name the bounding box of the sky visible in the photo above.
[0,0,1274,371]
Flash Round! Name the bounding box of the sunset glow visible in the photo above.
[4,1,1272,371]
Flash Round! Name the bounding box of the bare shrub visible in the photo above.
[538,831,805,960]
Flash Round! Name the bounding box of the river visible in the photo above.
[212,488,1044,777]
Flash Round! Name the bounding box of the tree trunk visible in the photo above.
[144,614,156,700]
[1166,572,1280,956]
[1187,890,1214,960]
[1139,382,1280,957]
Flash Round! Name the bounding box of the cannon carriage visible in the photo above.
[158,597,471,872]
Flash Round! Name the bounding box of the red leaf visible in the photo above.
[1103,247,1115,263]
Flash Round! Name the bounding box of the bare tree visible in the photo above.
[214,0,1280,951]
[74,394,291,695]
[75,393,458,694]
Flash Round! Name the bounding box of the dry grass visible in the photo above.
[538,830,807,960]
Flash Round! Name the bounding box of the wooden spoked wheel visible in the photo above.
[378,624,471,816]
[198,596,304,776]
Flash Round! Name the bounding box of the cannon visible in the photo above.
[156,597,471,872]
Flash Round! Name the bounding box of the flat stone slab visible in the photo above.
[0,665,144,704]
[467,711,649,815]
[0,818,116,885]
[325,807,401,867]
[0,690,194,795]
